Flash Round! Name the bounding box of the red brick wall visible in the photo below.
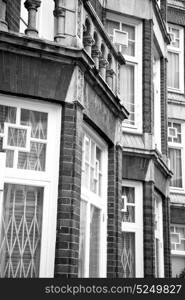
[160,57,168,156]
[143,182,155,277]
[107,145,122,277]
[163,197,172,277]
[171,206,185,225]
[6,0,21,32]
[54,102,83,278]
[143,20,153,134]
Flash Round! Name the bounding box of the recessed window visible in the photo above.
[79,126,108,278]
[167,24,184,92]
[121,181,143,278]
[107,18,142,132]
[168,121,183,189]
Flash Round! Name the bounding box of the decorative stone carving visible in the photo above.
[0,0,8,32]
[99,58,108,80]
[92,47,101,70]
[106,68,115,90]
[24,0,41,37]
[83,34,94,56]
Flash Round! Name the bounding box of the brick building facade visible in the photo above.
[0,0,173,278]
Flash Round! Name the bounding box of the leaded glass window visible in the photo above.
[121,232,135,278]
[0,184,43,278]
[0,105,48,172]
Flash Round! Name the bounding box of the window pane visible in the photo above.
[18,142,46,171]
[121,232,135,278]
[78,200,87,277]
[0,184,43,278]
[0,105,16,134]
[89,205,101,277]
[21,109,48,140]
[107,20,120,35]
[122,65,135,126]
[168,52,179,89]
[122,24,135,56]
[169,148,182,187]
[122,187,135,223]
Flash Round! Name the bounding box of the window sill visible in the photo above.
[170,187,185,194]
[171,250,185,257]
[168,88,184,95]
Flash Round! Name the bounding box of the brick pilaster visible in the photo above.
[143,181,155,277]
[107,144,122,278]
[54,101,83,278]
[163,197,172,277]
[161,57,168,156]
[143,19,153,134]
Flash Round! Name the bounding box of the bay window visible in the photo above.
[121,181,143,278]
[167,24,184,92]
[107,17,142,133]
[79,125,108,278]
[0,95,61,278]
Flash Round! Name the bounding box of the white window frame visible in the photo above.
[107,17,143,133]
[121,180,143,277]
[80,124,108,278]
[171,224,185,257]
[168,120,185,193]
[167,24,184,93]
[0,94,61,277]
[154,194,164,278]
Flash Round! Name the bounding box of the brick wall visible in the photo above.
[171,206,185,225]
[167,6,185,26]
[143,20,153,134]
[6,0,21,32]
[143,182,155,277]
[163,197,172,277]
[54,101,83,278]
[107,145,122,277]
[160,57,168,156]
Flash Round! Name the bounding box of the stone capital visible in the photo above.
[83,35,94,47]
[24,0,41,11]
[53,7,65,18]
[99,58,108,69]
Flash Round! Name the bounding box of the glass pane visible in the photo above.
[122,64,135,126]
[89,205,101,277]
[169,148,182,187]
[0,184,43,278]
[171,233,179,244]
[107,20,120,35]
[176,240,185,251]
[18,142,46,171]
[78,200,87,277]
[7,127,27,148]
[122,24,135,40]
[21,109,48,140]
[0,105,16,133]
[122,187,135,223]
[121,232,135,278]
[167,52,179,89]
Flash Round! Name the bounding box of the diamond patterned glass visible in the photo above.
[78,200,87,277]
[0,105,48,172]
[0,184,43,278]
[121,232,135,278]
[89,205,100,277]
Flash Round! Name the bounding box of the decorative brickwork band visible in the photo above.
[24,0,41,37]
[0,0,8,31]
[53,0,66,43]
